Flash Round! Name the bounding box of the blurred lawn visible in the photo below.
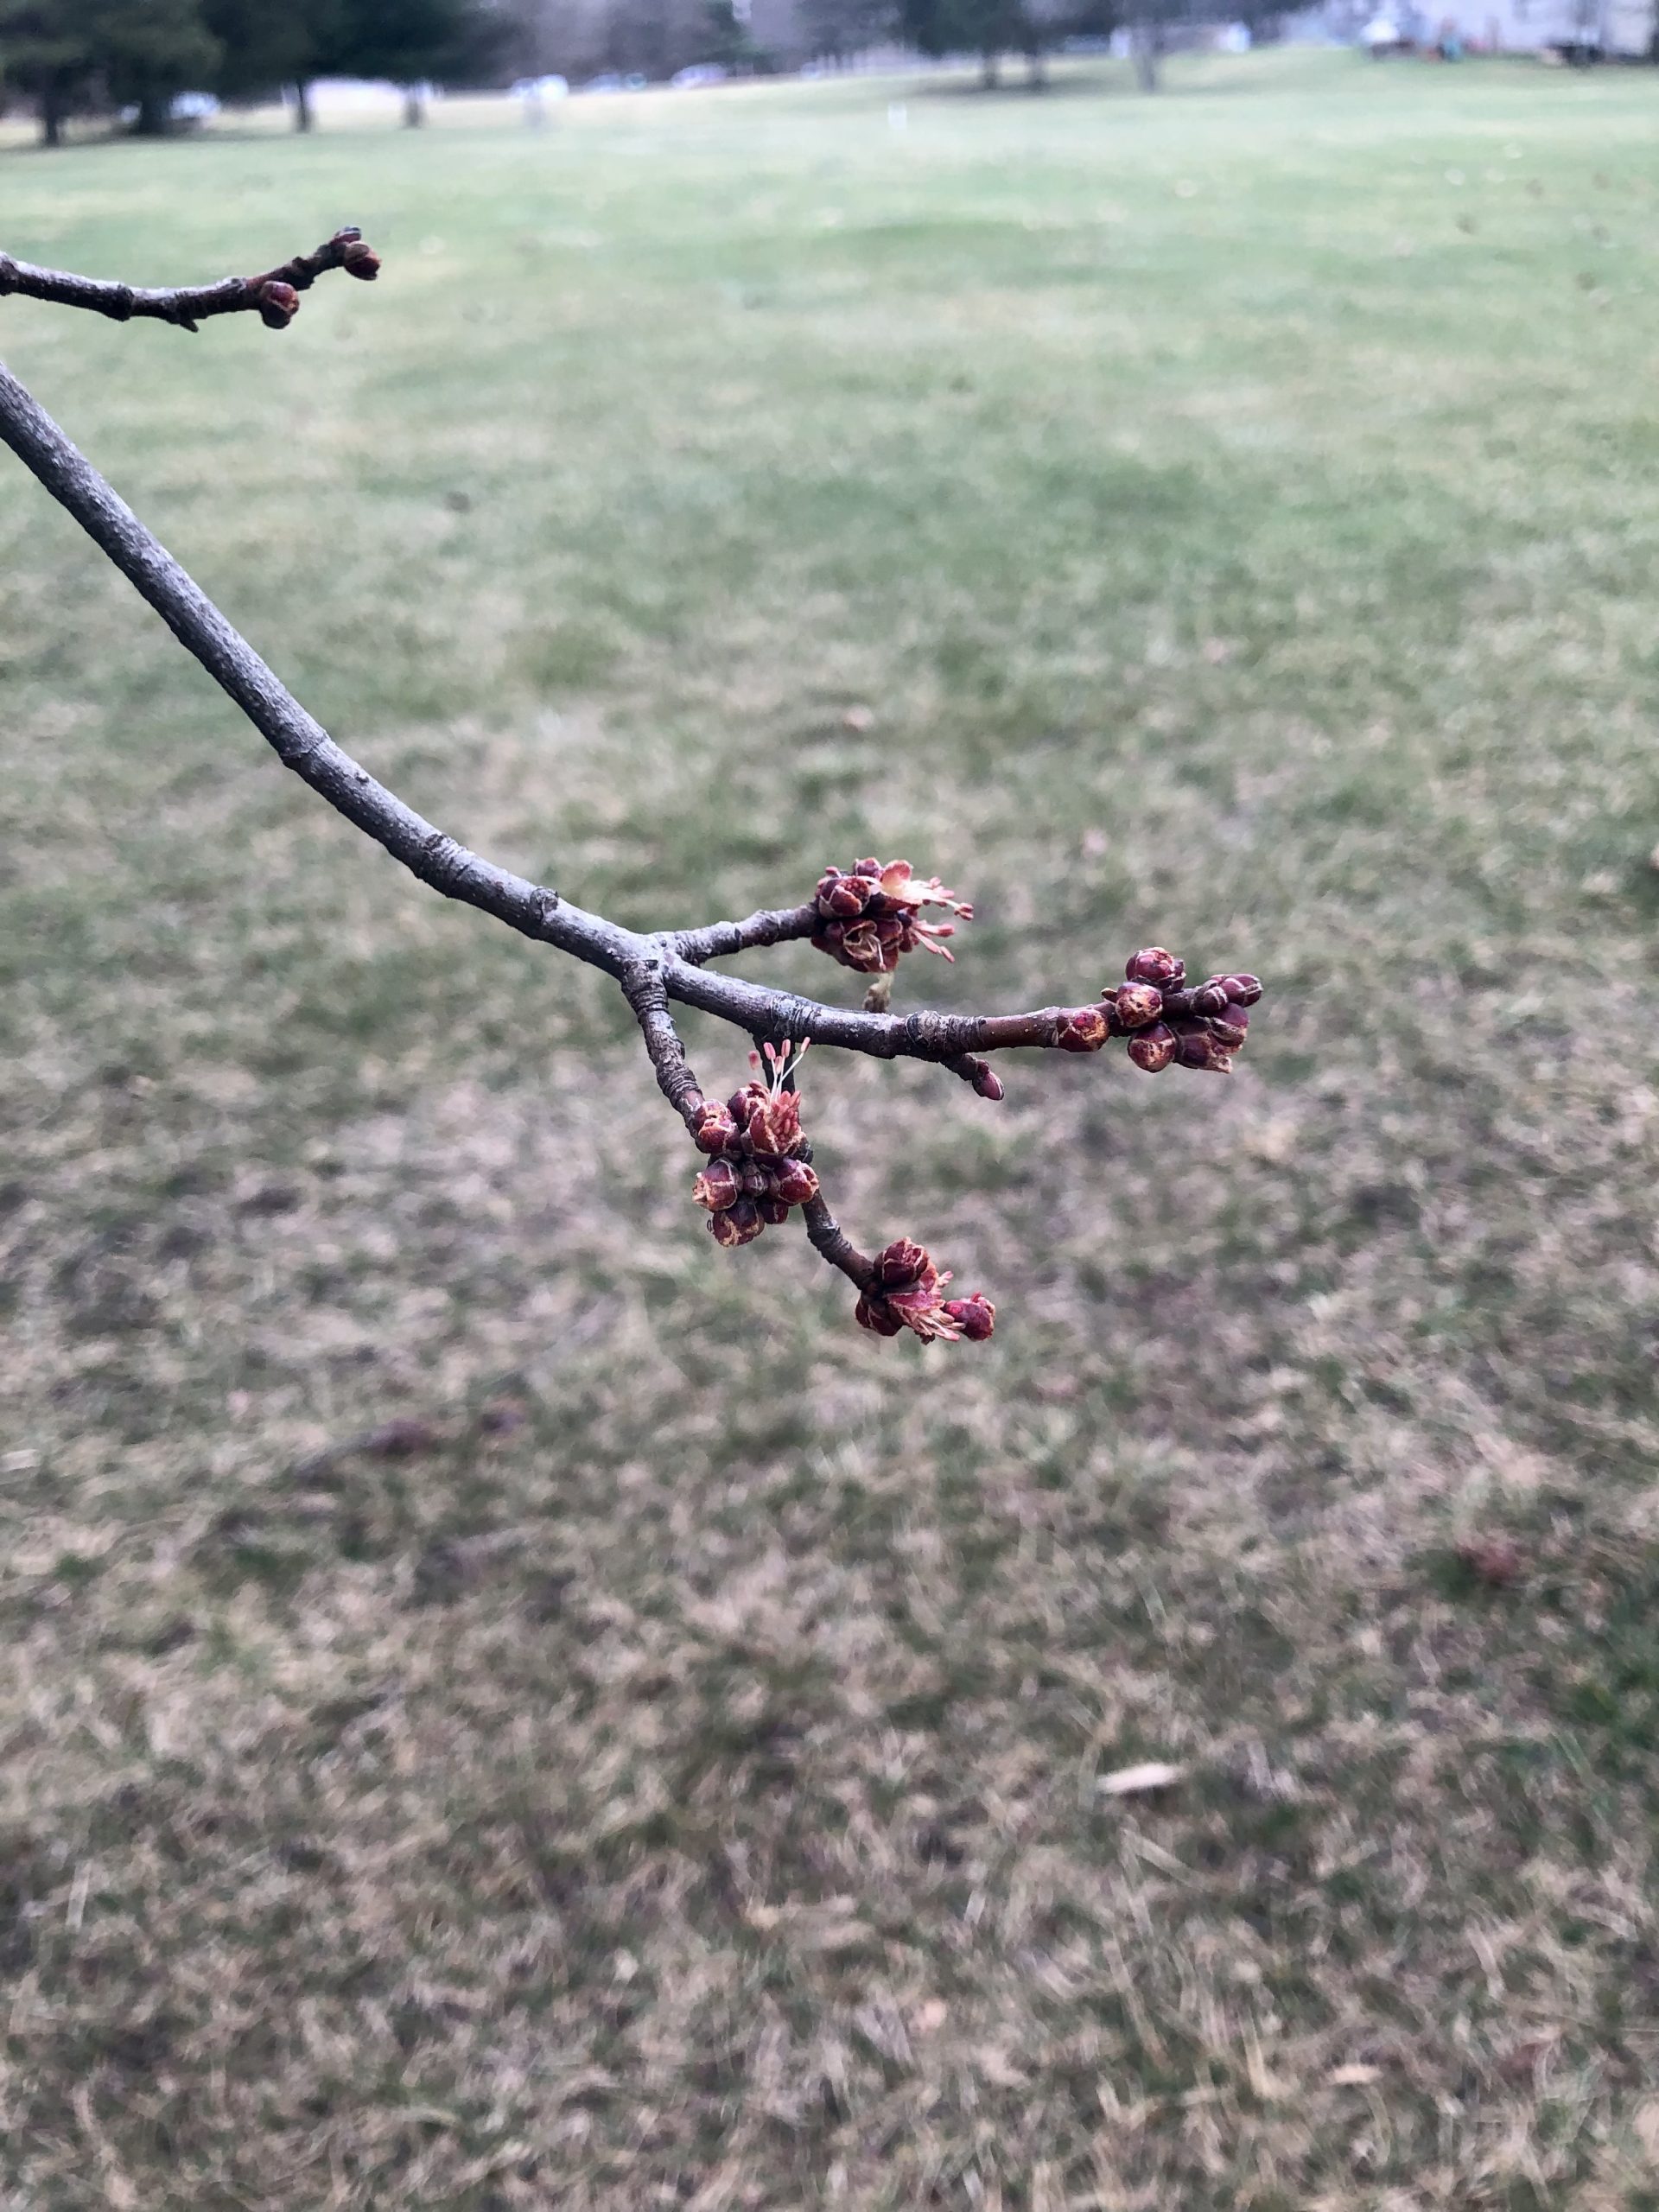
[3,49,1659,2209]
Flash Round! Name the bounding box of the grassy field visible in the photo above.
[3,48,1659,2209]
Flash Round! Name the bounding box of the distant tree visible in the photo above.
[799,0,893,63]
[332,0,499,121]
[0,0,99,143]
[203,0,342,130]
[0,0,219,137]
[899,0,1091,86]
[94,0,219,130]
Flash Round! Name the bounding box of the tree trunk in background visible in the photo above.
[980,48,1000,85]
[292,79,314,130]
[403,85,425,125]
[132,94,168,135]
[40,90,63,147]
[1131,24,1160,88]
[1025,48,1047,85]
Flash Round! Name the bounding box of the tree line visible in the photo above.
[0,0,499,142]
[0,0,1262,145]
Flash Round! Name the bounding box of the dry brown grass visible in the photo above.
[3,50,1659,2209]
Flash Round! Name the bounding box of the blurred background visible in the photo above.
[2,11,1658,2208]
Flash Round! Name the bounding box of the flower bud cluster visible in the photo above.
[690,1046,821,1248]
[810,858,974,976]
[854,1238,996,1345]
[1053,949,1262,1077]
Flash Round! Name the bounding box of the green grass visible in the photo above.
[3,48,1659,2208]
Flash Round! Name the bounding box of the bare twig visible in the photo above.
[0,227,379,334]
[0,229,1262,1341]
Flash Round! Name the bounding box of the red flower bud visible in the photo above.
[855,1291,906,1337]
[757,1196,791,1225]
[822,875,868,918]
[875,1237,931,1289]
[972,1065,1006,1102]
[1056,1006,1111,1053]
[1188,980,1230,1017]
[772,1156,820,1206]
[728,1088,755,1127]
[942,1293,996,1341]
[254,279,300,328]
[853,857,883,879]
[1174,1030,1235,1074]
[708,1197,766,1247]
[1220,973,1262,1007]
[1209,1003,1250,1048]
[339,237,380,280]
[1126,947,1184,988]
[691,1159,742,1211]
[1127,1021,1176,1072]
[741,1161,773,1196]
[693,1103,741,1155]
[1114,981,1164,1032]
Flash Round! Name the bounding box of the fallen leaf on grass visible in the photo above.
[1098,1761,1185,1796]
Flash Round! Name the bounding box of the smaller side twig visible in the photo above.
[619,958,706,1136]
[800,1195,876,1294]
[673,904,819,965]
[0,226,379,334]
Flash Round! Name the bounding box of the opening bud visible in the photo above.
[708,1197,766,1247]
[855,1292,906,1337]
[1126,947,1184,988]
[691,1159,742,1211]
[875,1236,931,1289]
[254,280,300,329]
[1174,1030,1236,1074]
[1220,973,1262,1007]
[772,1157,821,1206]
[1114,981,1164,1032]
[693,1103,741,1155]
[942,1293,996,1342]
[1127,1021,1176,1073]
[1056,1006,1111,1053]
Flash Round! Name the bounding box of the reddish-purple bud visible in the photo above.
[1127,1022,1177,1073]
[972,1065,1006,1102]
[1174,1030,1235,1074]
[853,857,883,879]
[709,1197,766,1247]
[757,1196,791,1226]
[772,1156,821,1206]
[1115,981,1164,1033]
[823,876,868,918]
[1209,1003,1251,1048]
[254,279,300,329]
[875,1237,931,1289]
[855,1292,906,1338]
[1188,980,1230,1018]
[692,1159,742,1211]
[741,1160,773,1196]
[942,1293,996,1342]
[1126,947,1183,988]
[1220,973,1262,1007]
[340,237,380,280]
[694,1103,741,1156]
[1056,1006,1111,1053]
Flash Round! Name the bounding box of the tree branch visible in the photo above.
[673,903,820,964]
[0,232,1262,1344]
[0,227,379,334]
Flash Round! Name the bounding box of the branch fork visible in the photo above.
[0,226,1263,1345]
